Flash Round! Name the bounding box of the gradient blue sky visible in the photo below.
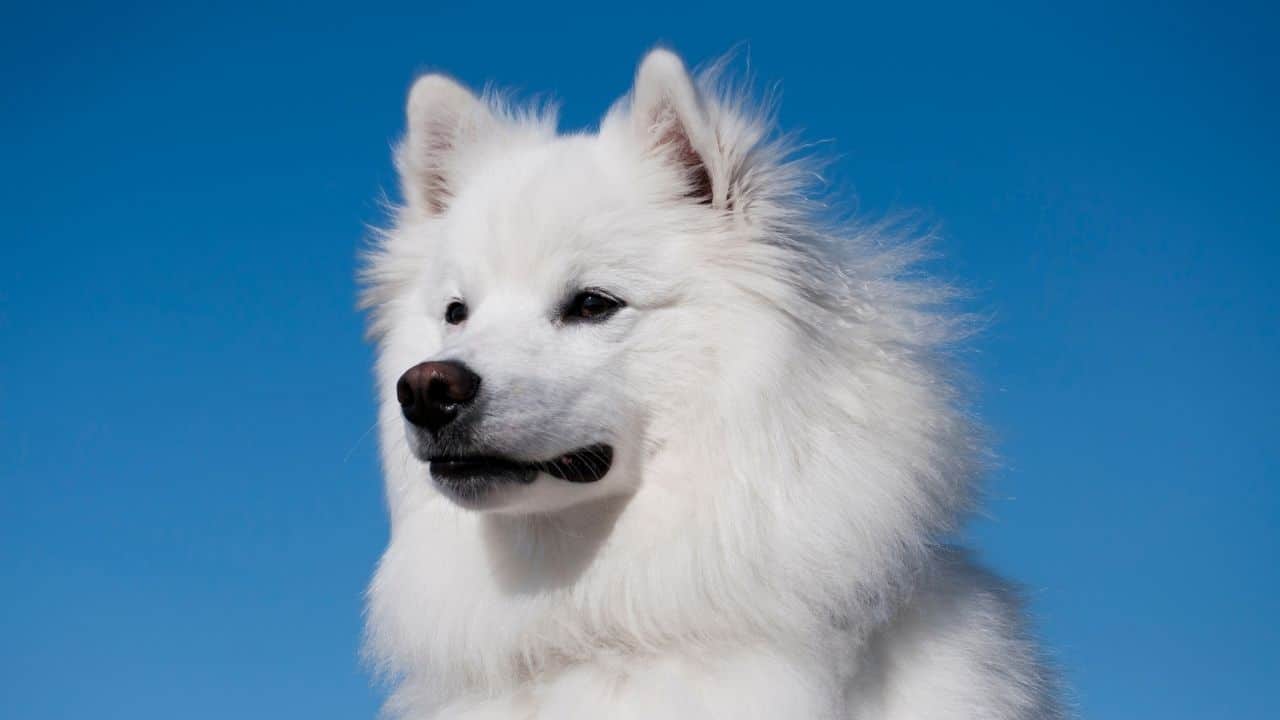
[2,2,1276,718]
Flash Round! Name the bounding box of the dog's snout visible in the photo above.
[396,360,481,432]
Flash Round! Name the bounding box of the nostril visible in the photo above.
[395,375,415,407]
[455,370,480,403]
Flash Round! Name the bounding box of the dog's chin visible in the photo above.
[422,444,614,511]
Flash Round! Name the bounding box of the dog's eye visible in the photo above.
[444,301,468,325]
[563,290,623,322]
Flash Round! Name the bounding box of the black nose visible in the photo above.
[396,360,481,432]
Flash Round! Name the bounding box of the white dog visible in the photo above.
[361,48,1063,719]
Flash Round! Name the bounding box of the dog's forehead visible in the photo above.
[442,136,651,284]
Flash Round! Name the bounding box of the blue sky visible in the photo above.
[1,2,1276,718]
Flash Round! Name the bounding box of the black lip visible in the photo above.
[429,444,613,485]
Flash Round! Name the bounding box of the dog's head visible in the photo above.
[370,51,761,513]
[363,52,981,705]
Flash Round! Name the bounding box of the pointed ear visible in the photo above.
[397,74,494,215]
[629,49,720,206]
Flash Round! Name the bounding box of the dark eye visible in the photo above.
[563,290,623,322]
[444,300,468,325]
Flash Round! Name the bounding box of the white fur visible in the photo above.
[361,49,1063,719]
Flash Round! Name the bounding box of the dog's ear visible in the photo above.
[629,49,720,206]
[397,74,494,215]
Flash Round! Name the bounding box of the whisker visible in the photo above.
[343,420,380,463]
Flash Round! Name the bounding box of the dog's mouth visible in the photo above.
[428,444,614,485]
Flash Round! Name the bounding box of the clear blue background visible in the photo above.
[2,2,1276,718]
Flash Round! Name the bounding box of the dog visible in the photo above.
[361,48,1063,719]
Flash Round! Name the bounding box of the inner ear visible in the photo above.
[631,49,719,206]
[398,74,493,216]
[415,114,459,214]
[653,109,714,204]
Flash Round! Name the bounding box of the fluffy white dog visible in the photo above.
[361,48,1063,719]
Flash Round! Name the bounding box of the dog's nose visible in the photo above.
[396,360,481,432]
